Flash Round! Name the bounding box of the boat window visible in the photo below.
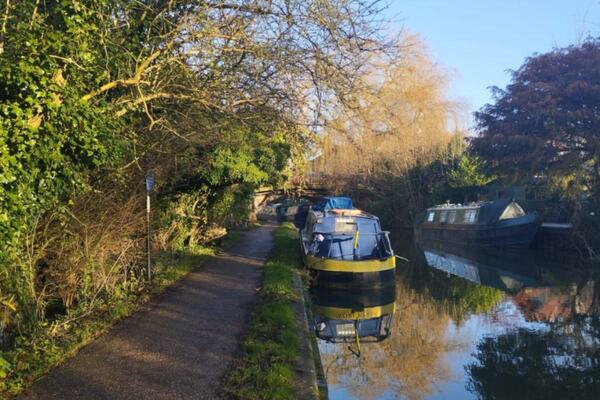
[334,218,356,233]
[464,209,477,224]
[315,232,391,260]
[448,210,457,223]
[312,216,381,235]
[439,211,448,223]
[499,202,526,220]
[427,211,435,223]
[356,318,383,337]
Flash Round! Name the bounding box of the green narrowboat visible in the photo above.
[415,199,538,247]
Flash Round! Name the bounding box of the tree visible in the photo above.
[315,36,463,179]
[310,36,465,224]
[448,155,495,189]
[0,0,399,336]
[447,154,496,202]
[472,39,600,187]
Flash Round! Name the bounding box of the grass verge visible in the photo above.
[223,223,302,400]
[0,236,239,398]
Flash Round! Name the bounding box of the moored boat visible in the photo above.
[415,199,538,247]
[300,197,396,288]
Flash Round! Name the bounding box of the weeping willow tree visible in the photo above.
[311,35,466,224]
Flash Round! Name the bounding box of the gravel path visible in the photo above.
[19,225,275,400]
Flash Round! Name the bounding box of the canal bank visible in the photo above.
[223,223,323,399]
[14,224,319,399]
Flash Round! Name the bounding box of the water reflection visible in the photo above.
[312,286,395,344]
[467,324,600,400]
[317,233,600,400]
[314,276,462,399]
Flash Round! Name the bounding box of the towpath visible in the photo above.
[19,225,275,400]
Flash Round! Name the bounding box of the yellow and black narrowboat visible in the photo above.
[311,285,395,343]
[300,197,396,288]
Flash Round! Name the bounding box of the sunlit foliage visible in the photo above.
[0,1,399,390]
[448,155,496,189]
[314,35,463,179]
[307,36,466,225]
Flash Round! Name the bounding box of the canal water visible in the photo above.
[313,230,600,400]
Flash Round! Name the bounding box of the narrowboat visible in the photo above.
[311,285,395,343]
[414,199,538,247]
[300,197,396,288]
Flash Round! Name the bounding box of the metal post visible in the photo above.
[145,173,154,281]
[147,191,151,281]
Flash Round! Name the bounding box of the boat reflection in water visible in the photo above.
[317,233,600,400]
[415,239,600,400]
[416,239,599,323]
[311,285,395,344]
[418,240,541,293]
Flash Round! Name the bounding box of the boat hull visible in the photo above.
[313,302,395,320]
[415,217,538,247]
[305,254,396,289]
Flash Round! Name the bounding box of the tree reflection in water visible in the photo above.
[467,319,600,400]
[320,280,475,400]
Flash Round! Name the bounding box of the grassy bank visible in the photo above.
[0,242,228,398]
[223,224,304,400]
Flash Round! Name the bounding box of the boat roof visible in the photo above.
[312,196,354,212]
[426,198,520,224]
[311,207,378,221]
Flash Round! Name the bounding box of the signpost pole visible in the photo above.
[147,191,151,281]
[145,174,154,281]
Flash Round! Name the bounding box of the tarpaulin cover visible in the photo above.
[313,197,354,211]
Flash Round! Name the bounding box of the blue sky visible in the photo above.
[385,0,600,128]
